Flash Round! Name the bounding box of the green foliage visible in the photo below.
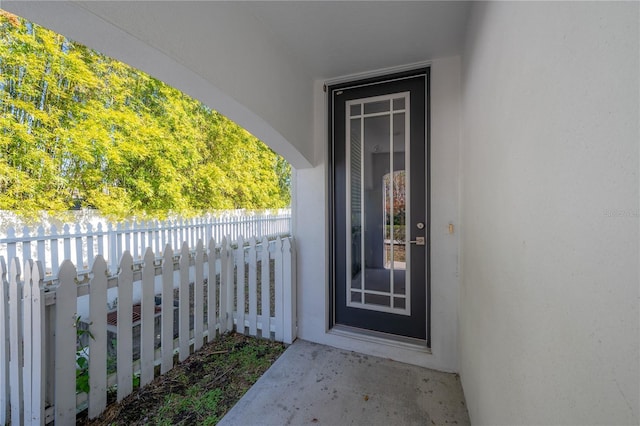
[0,11,291,220]
[75,316,94,395]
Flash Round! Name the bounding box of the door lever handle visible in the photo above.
[409,236,426,246]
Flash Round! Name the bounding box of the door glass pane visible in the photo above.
[349,117,362,292]
[391,112,406,271]
[393,98,405,110]
[364,293,390,307]
[346,93,410,316]
[364,100,390,114]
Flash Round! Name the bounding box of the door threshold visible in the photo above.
[330,324,431,353]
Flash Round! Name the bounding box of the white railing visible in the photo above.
[0,209,291,277]
[0,234,296,425]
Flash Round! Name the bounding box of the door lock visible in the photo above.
[409,236,426,246]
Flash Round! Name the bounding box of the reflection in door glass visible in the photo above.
[383,170,406,271]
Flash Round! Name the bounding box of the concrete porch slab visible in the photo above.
[219,339,470,425]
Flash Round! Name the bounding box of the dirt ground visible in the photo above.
[77,333,285,425]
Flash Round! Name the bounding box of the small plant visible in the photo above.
[75,315,94,394]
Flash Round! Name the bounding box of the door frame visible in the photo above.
[327,68,431,346]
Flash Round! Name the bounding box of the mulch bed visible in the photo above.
[77,333,285,425]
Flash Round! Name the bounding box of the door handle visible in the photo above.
[409,236,425,246]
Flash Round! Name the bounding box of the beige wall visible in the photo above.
[459,2,639,424]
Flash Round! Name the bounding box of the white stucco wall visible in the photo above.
[459,2,639,425]
[295,57,462,372]
[4,1,314,169]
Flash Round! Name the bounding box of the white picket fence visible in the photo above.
[0,234,296,425]
[0,209,291,278]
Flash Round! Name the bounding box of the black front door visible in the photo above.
[330,70,429,342]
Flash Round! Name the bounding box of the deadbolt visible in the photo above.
[416,222,425,230]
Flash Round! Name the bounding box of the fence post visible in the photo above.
[283,238,296,344]
[274,238,284,342]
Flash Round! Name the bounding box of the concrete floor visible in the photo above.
[219,339,470,426]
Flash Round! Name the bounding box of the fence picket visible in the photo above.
[63,225,71,262]
[96,223,104,258]
[219,238,229,334]
[6,228,16,263]
[86,224,94,271]
[161,245,174,374]
[260,237,270,338]
[22,226,31,268]
[50,225,59,277]
[224,238,235,332]
[117,252,134,402]
[55,260,77,425]
[178,242,190,362]
[207,239,217,341]
[140,248,155,387]
[248,238,258,336]
[9,258,23,425]
[88,256,108,419]
[194,240,204,351]
[75,224,83,269]
[22,259,33,425]
[236,236,245,335]
[0,257,8,425]
[36,226,46,277]
[28,261,45,425]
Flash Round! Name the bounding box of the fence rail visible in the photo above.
[1,234,296,425]
[0,209,291,277]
